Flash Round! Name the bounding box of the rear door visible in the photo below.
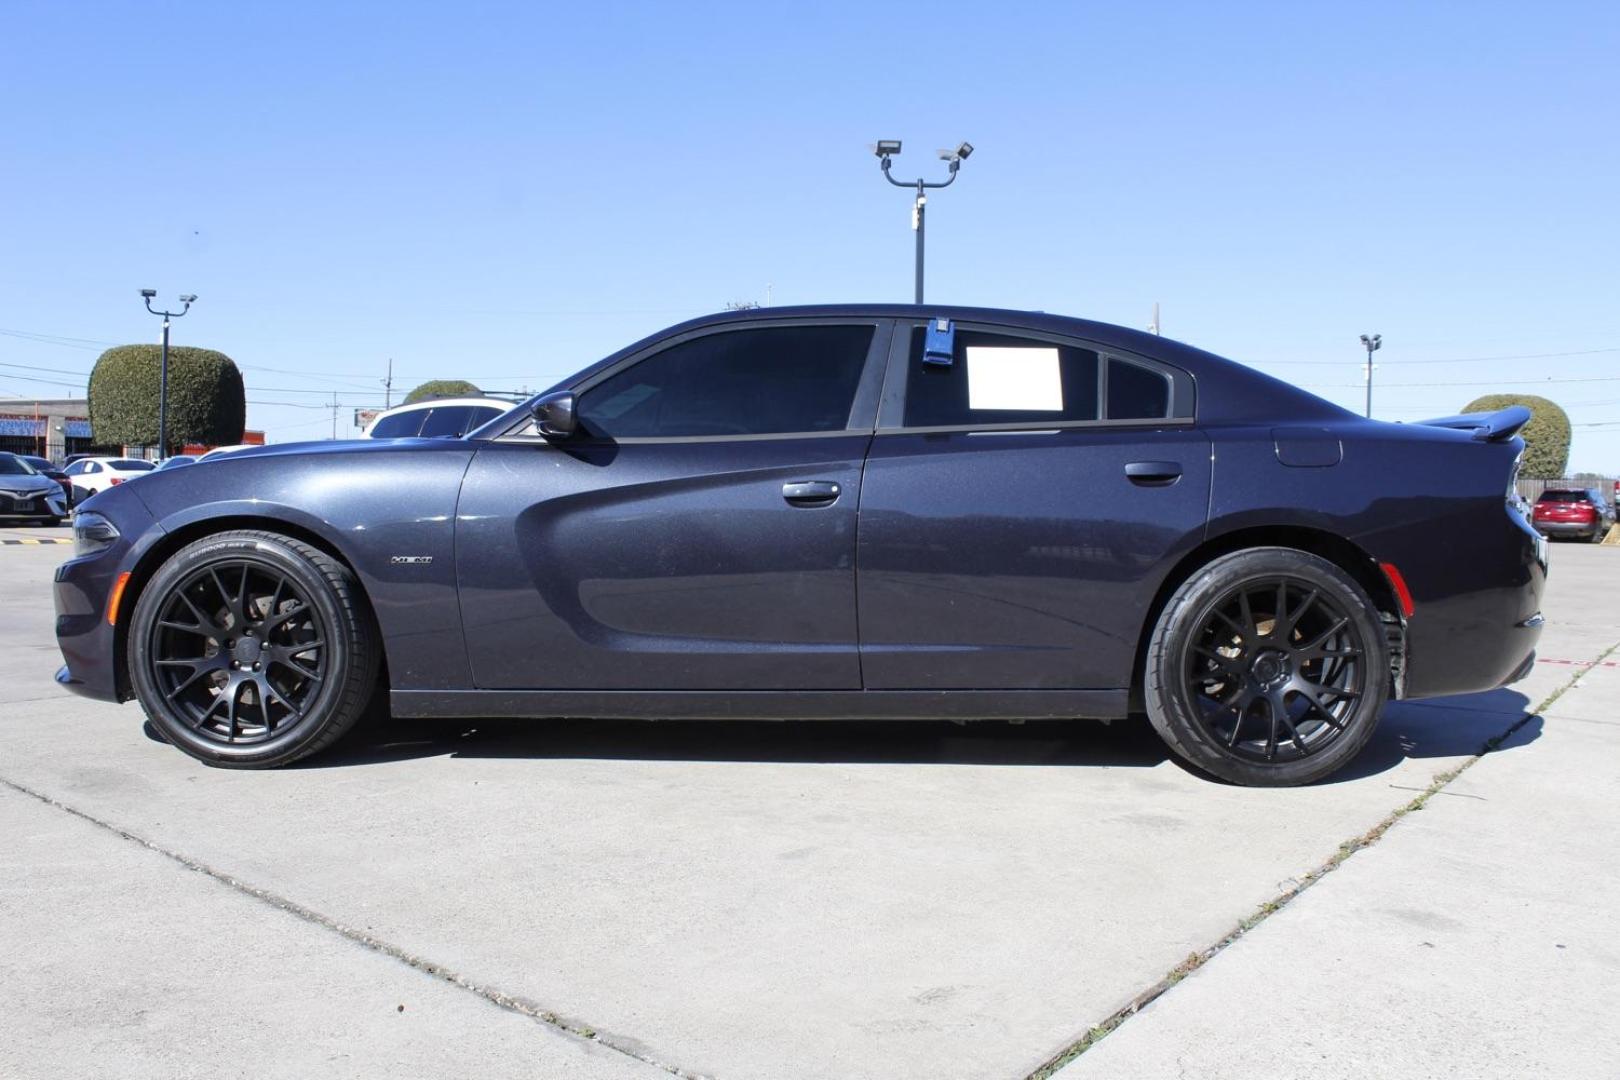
[856,320,1211,690]
[457,319,890,690]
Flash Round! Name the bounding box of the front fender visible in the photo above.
[124,446,476,692]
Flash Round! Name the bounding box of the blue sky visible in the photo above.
[2,1,1616,468]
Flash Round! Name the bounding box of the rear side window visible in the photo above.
[370,410,428,438]
[578,325,874,439]
[903,328,1100,428]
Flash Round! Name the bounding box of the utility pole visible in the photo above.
[1148,302,1161,336]
[873,140,974,303]
[383,358,393,409]
[1360,333,1382,418]
[139,290,196,458]
[331,392,339,439]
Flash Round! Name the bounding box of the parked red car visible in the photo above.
[1530,488,1614,542]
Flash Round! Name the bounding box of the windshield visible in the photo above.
[0,454,38,476]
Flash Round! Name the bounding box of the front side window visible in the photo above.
[418,406,479,438]
[369,410,428,438]
[577,325,874,439]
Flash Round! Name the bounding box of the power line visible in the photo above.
[1264,346,1620,367]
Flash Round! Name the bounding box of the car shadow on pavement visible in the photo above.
[299,714,1173,770]
[284,686,1541,781]
[1324,688,1540,783]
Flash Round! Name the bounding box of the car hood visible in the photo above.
[198,438,475,464]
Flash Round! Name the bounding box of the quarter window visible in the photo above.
[577,325,874,439]
[1106,357,1172,420]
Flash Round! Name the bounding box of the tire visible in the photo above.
[128,529,380,768]
[1143,547,1390,786]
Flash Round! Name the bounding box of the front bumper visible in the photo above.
[53,492,163,704]
[0,490,68,520]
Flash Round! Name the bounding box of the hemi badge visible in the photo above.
[390,556,434,565]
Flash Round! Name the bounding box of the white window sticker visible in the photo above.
[966,346,1064,411]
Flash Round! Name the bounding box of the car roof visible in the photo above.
[534,303,1356,428]
[374,397,506,417]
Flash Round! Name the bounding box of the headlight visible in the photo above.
[73,511,121,558]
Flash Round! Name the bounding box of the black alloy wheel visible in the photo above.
[1184,576,1365,763]
[129,530,380,767]
[1145,547,1389,786]
[149,560,327,742]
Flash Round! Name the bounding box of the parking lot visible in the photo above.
[2,532,1616,1079]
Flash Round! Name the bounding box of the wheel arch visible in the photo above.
[1129,524,1403,712]
[114,514,386,701]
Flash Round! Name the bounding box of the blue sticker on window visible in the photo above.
[922,318,955,367]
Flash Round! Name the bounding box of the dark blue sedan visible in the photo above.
[53,306,1545,785]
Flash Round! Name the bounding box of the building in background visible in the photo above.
[0,397,100,462]
[0,395,264,462]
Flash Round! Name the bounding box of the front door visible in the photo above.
[457,320,888,690]
[856,321,1212,690]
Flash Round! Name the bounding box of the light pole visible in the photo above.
[874,139,973,303]
[1359,333,1382,418]
[140,290,196,457]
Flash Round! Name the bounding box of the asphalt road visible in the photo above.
[2,530,1615,1079]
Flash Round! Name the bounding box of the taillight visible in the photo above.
[110,477,123,486]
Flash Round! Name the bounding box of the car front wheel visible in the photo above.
[1144,547,1390,786]
[128,529,380,768]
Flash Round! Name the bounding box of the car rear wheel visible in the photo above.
[1144,547,1390,786]
[128,529,380,768]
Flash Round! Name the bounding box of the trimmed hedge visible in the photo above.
[404,379,481,405]
[88,345,246,453]
[1461,393,1569,479]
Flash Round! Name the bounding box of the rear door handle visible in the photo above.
[782,480,842,507]
[1125,461,1182,486]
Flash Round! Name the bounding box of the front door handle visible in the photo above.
[1125,461,1182,486]
[782,480,842,507]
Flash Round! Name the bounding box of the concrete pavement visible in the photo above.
[1,539,1613,1079]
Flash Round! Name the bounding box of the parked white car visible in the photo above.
[62,456,157,499]
[363,397,510,439]
[196,444,260,462]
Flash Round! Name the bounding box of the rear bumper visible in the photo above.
[1399,512,1546,700]
[1533,519,1598,537]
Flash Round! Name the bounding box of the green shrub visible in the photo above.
[404,379,481,405]
[1461,393,1569,478]
[88,345,246,453]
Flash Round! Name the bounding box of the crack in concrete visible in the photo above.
[1023,638,1620,1080]
[0,775,709,1080]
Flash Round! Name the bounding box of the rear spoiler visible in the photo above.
[1413,405,1532,443]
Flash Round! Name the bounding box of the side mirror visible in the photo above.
[529,391,577,439]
